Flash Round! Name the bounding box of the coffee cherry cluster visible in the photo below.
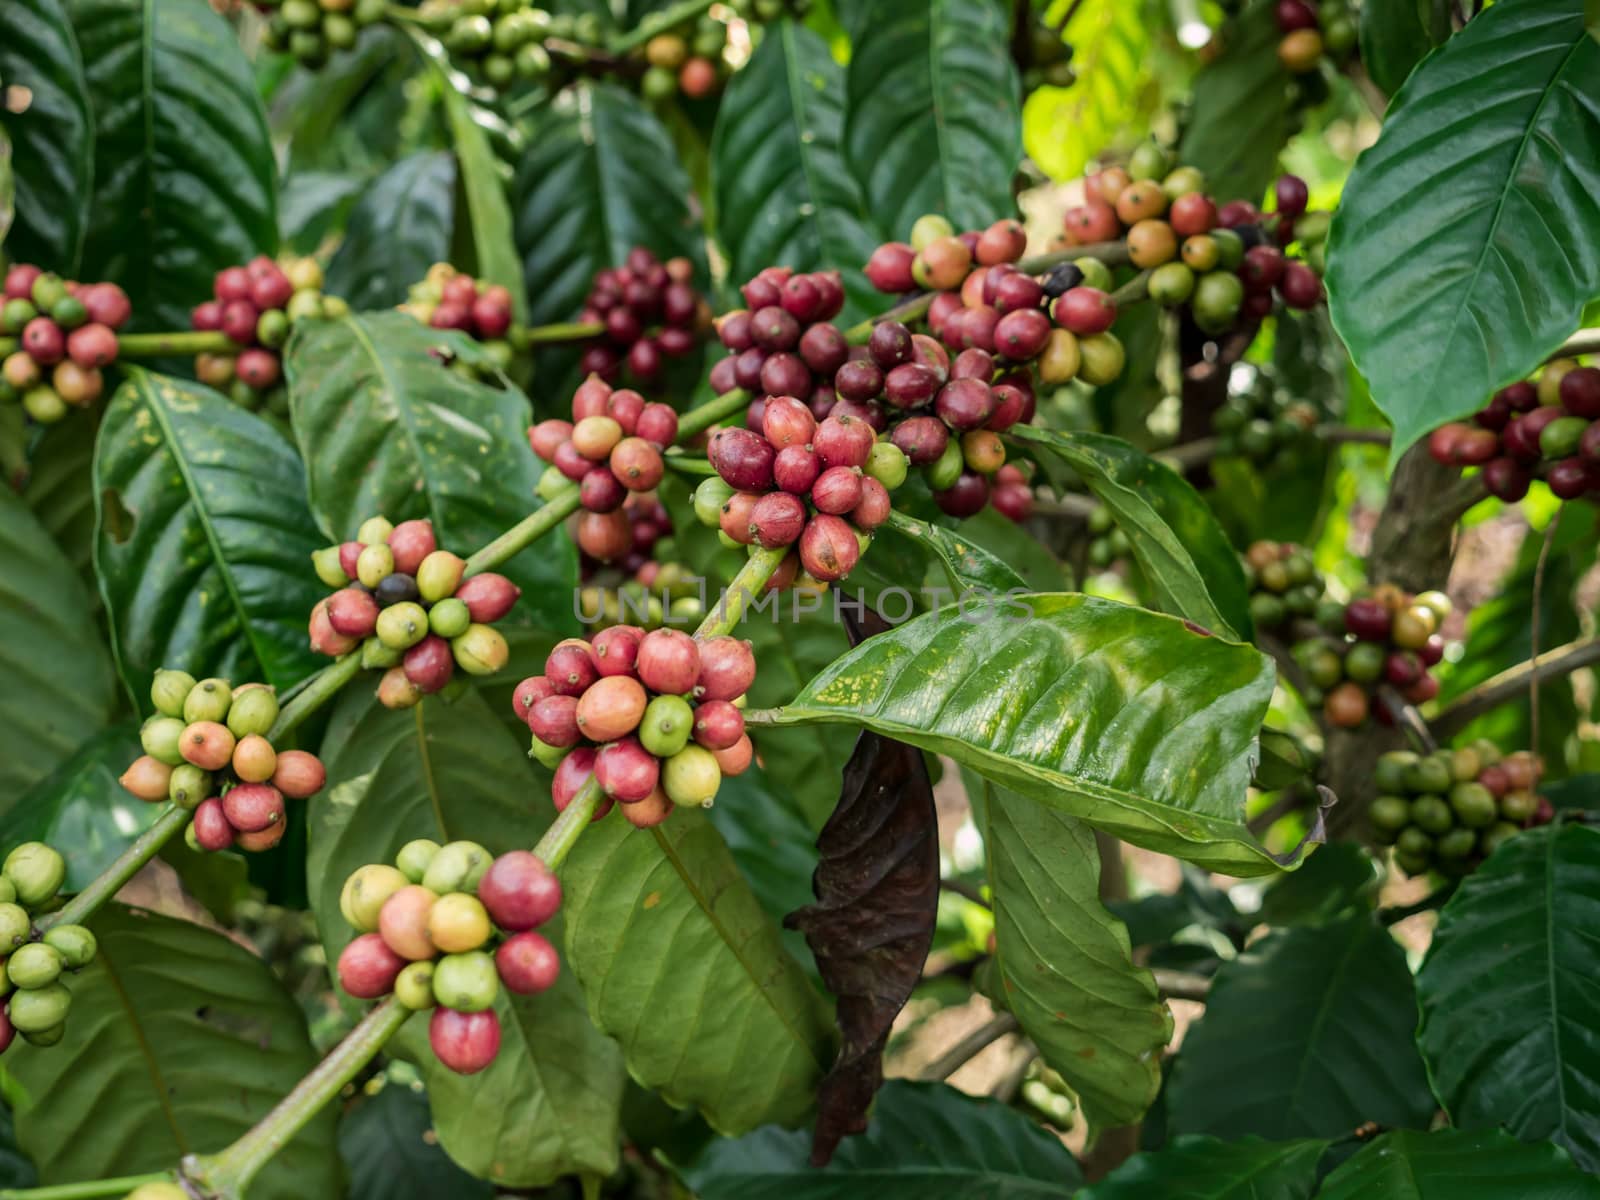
[0,264,129,423]
[191,256,342,411]
[258,0,389,66]
[635,11,733,102]
[118,670,327,854]
[401,263,515,352]
[1428,360,1600,503]
[0,842,97,1053]
[516,627,755,826]
[577,248,709,387]
[307,516,519,707]
[1242,541,1324,632]
[1290,587,1453,728]
[708,266,850,423]
[580,556,705,632]
[1214,364,1321,469]
[1273,0,1358,77]
[416,0,558,91]
[1369,744,1551,878]
[338,843,563,1075]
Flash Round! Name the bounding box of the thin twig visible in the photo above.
[1433,638,1600,739]
[1549,330,1600,361]
[940,878,990,908]
[1529,511,1562,758]
[991,1044,1038,1103]
[1151,968,1212,1002]
[1030,493,1100,519]
[919,1014,1020,1081]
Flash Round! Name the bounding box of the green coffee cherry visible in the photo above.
[42,924,96,969]
[357,516,394,544]
[376,602,430,650]
[0,903,31,950]
[8,983,70,1033]
[1450,782,1497,829]
[395,839,441,884]
[662,745,721,808]
[141,717,186,766]
[226,687,280,739]
[432,951,499,1012]
[312,546,348,589]
[428,597,471,639]
[693,477,735,528]
[183,678,233,724]
[1075,257,1114,292]
[1436,827,1477,860]
[926,440,964,491]
[452,624,509,676]
[151,669,197,718]
[168,764,210,810]
[528,735,568,769]
[639,695,693,758]
[866,442,909,490]
[7,942,62,990]
[20,1022,64,1047]
[1410,795,1453,836]
[340,864,409,933]
[421,841,491,895]
[361,638,403,670]
[358,543,396,589]
[4,843,65,909]
[395,961,437,1010]
[0,878,16,905]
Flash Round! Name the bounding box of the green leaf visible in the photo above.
[1316,1129,1599,1200]
[1589,0,1599,43]
[1177,0,1293,203]
[1166,914,1435,1139]
[1416,821,1600,1172]
[7,906,338,1200]
[307,687,625,1185]
[1011,426,1252,641]
[983,786,1170,1130]
[1023,0,1149,182]
[278,169,367,253]
[0,0,93,270]
[512,83,708,397]
[0,484,115,799]
[711,21,879,321]
[0,725,160,890]
[681,1079,1082,1199]
[769,593,1294,876]
[93,370,325,700]
[67,0,277,330]
[285,311,578,637]
[843,0,1022,237]
[1359,0,1441,96]
[956,507,1071,593]
[324,151,455,312]
[1254,841,1381,927]
[1080,1134,1327,1200]
[22,415,99,593]
[885,511,1030,596]
[561,807,834,1134]
[0,1105,36,1190]
[1325,1,1600,462]
[340,1079,492,1200]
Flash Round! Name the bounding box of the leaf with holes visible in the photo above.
[340,1080,492,1200]
[6,906,337,1200]
[843,0,1021,237]
[561,807,834,1134]
[766,594,1290,875]
[1326,1,1600,461]
[1177,0,1293,203]
[512,83,707,396]
[93,370,324,700]
[1317,1129,1597,1200]
[1011,427,1252,640]
[325,151,455,312]
[1166,914,1435,1139]
[0,485,115,800]
[711,20,880,322]
[0,0,93,270]
[306,686,625,1186]
[1416,822,1600,1172]
[1080,1135,1327,1200]
[285,311,578,637]
[984,786,1170,1131]
[681,1079,1083,1199]
[1023,0,1149,182]
[66,0,277,330]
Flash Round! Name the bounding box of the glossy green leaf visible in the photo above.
[1254,841,1381,927]
[1416,821,1600,1172]
[1359,0,1440,96]
[1166,915,1435,1139]
[561,807,834,1134]
[770,593,1292,876]
[340,1079,492,1200]
[0,0,93,270]
[93,369,325,700]
[1177,0,1293,203]
[886,511,1029,597]
[1023,0,1149,182]
[1080,1135,1326,1200]
[0,485,116,800]
[285,311,578,637]
[1316,1129,1599,1200]
[1011,427,1252,641]
[278,169,367,253]
[7,906,337,1200]
[22,414,99,593]
[512,83,707,397]
[67,0,277,330]
[957,507,1071,593]
[711,21,879,321]
[325,151,455,312]
[843,0,1022,237]
[1326,1,1600,462]
[681,1079,1082,1199]
[307,686,625,1186]
[0,725,160,890]
[984,785,1170,1130]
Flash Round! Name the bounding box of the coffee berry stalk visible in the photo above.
[0,841,96,1056]
[306,515,519,708]
[337,842,564,1074]
[118,670,328,854]
[1369,742,1552,877]
[0,263,132,423]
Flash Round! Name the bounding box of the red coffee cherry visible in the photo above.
[552,747,606,817]
[934,470,991,517]
[326,588,379,638]
[750,492,808,548]
[193,797,235,852]
[709,427,777,491]
[696,637,756,702]
[865,242,917,293]
[1482,456,1532,502]
[339,933,405,1000]
[1277,263,1323,310]
[595,736,660,803]
[637,628,701,695]
[1559,366,1600,418]
[430,1008,501,1075]
[402,635,455,694]
[66,322,118,369]
[853,477,892,530]
[635,403,679,448]
[813,414,875,469]
[773,444,823,495]
[1344,598,1392,642]
[577,510,634,562]
[993,309,1051,360]
[890,415,951,464]
[581,466,627,513]
[479,851,561,931]
[692,699,745,750]
[496,931,561,995]
[1274,173,1310,218]
[592,625,645,677]
[576,675,648,742]
[798,514,861,582]
[1054,287,1117,335]
[222,783,285,834]
[809,465,863,515]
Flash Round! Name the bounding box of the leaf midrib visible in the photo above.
[97,931,189,1156]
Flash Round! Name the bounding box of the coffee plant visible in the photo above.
[0,0,1598,1196]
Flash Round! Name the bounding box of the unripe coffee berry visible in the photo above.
[180,722,235,771]
[422,840,492,896]
[120,755,173,802]
[232,734,277,782]
[357,543,395,589]
[341,864,409,932]
[576,675,649,742]
[639,694,695,758]
[416,551,467,602]
[150,669,197,718]
[183,678,233,724]
[428,893,493,954]
[395,961,437,1010]
[168,764,210,810]
[226,686,279,738]
[428,597,471,640]
[663,745,722,808]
